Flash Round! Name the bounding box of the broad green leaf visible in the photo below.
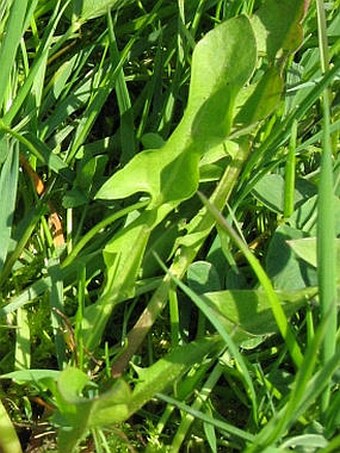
[0,136,8,163]
[188,16,257,146]
[57,367,91,404]
[251,0,306,61]
[253,175,319,217]
[82,208,167,349]
[187,261,221,294]
[95,15,257,207]
[281,434,328,450]
[168,269,258,410]
[142,220,180,278]
[266,224,317,290]
[63,155,107,207]
[96,142,200,208]
[288,237,340,272]
[53,339,220,445]
[89,379,131,426]
[288,238,318,268]
[253,174,286,214]
[102,210,157,298]
[53,368,132,450]
[290,194,340,235]
[55,368,93,451]
[71,0,134,22]
[290,195,318,234]
[141,132,165,149]
[62,188,88,208]
[234,67,283,129]
[87,15,258,348]
[199,140,235,182]
[202,287,316,339]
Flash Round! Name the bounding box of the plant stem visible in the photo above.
[284,119,297,218]
[111,140,251,377]
[315,0,337,413]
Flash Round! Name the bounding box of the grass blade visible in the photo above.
[0,399,22,453]
[316,0,337,413]
[156,392,255,443]
[107,12,136,163]
[162,259,259,421]
[0,0,29,108]
[0,139,19,273]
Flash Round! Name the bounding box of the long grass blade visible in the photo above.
[0,139,19,273]
[0,399,22,453]
[161,259,259,420]
[315,0,337,413]
[0,0,29,109]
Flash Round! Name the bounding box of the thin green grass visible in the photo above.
[315,0,337,414]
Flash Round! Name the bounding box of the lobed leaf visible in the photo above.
[95,15,257,207]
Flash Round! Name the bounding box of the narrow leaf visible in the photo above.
[0,140,19,273]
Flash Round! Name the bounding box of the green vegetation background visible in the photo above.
[0,0,339,451]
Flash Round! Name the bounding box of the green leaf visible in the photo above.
[167,267,259,411]
[234,67,284,129]
[290,194,340,236]
[187,261,221,294]
[0,0,30,107]
[253,175,319,217]
[95,142,200,208]
[62,188,88,208]
[0,369,60,382]
[287,237,340,272]
[266,224,317,290]
[89,379,131,426]
[189,16,257,146]
[86,15,258,348]
[63,154,107,207]
[253,174,286,214]
[71,0,134,22]
[82,209,164,349]
[53,368,132,450]
[0,399,22,453]
[141,132,166,149]
[130,336,223,416]
[57,367,91,404]
[95,15,257,208]
[0,140,19,273]
[142,220,180,278]
[251,0,306,61]
[201,287,315,340]
[52,339,220,446]
[102,210,158,297]
[0,137,8,164]
[55,368,93,451]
